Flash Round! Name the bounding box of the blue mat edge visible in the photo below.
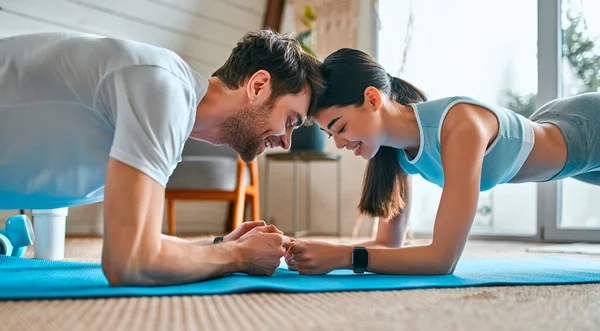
[5,282,600,302]
[2,256,600,301]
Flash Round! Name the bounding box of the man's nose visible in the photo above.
[280,127,293,150]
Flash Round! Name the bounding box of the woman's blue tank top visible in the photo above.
[398,96,535,191]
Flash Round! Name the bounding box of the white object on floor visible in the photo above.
[526,243,600,255]
[32,208,68,260]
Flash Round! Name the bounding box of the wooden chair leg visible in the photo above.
[251,195,260,221]
[229,156,247,232]
[167,197,176,236]
[249,159,260,221]
[231,187,246,232]
[225,201,235,232]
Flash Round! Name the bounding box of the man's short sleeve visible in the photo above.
[99,66,196,187]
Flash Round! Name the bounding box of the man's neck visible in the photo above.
[189,77,245,144]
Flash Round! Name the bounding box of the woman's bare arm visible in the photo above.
[358,175,413,248]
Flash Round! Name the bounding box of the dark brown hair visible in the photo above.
[212,29,324,115]
[317,48,427,219]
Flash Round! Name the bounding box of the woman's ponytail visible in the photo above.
[358,75,427,219]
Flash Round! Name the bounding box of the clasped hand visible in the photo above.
[227,221,291,276]
[284,240,345,275]
[226,221,344,276]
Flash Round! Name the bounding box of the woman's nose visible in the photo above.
[333,134,347,149]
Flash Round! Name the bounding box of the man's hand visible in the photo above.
[234,225,291,276]
[224,220,282,242]
[285,240,350,275]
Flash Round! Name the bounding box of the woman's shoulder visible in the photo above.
[410,96,484,122]
[414,96,500,117]
[413,95,480,107]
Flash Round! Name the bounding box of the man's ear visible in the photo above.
[363,86,383,112]
[246,70,271,102]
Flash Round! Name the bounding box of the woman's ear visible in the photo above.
[246,70,271,102]
[363,86,383,112]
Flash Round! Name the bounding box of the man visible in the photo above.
[0,30,324,286]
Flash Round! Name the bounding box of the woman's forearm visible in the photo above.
[359,213,410,248]
[356,239,389,248]
[363,175,412,248]
[335,244,455,275]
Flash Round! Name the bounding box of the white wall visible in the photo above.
[0,0,267,234]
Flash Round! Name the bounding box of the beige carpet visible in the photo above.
[3,237,600,331]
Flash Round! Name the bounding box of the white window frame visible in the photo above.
[538,0,600,243]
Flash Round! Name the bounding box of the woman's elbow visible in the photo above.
[429,248,459,275]
[438,261,457,275]
[426,261,456,275]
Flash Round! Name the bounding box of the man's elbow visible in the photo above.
[102,252,155,287]
[102,259,136,286]
[102,263,126,286]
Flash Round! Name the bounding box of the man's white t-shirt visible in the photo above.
[0,32,208,209]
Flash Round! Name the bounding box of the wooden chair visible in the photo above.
[165,140,260,236]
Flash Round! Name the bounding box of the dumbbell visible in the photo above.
[0,215,35,258]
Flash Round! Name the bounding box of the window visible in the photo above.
[378,0,538,236]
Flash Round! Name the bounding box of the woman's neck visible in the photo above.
[380,99,421,152]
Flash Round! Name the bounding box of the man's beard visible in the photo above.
[218,101,272,163]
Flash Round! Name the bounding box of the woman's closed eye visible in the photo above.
[325,124,346,139]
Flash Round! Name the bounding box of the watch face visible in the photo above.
[353,248,369,267]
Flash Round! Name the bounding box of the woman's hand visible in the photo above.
[285,240,351,275]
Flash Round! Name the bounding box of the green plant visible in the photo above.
[506,0,600,115]
[505,91,537,118]
[296,5,318,57]
[562,6,600,93]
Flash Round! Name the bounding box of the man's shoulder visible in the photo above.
[97,37,182,68]
[106,39,202,90]
[3,32,188,73]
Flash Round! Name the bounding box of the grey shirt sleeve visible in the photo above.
[96,65,196,187]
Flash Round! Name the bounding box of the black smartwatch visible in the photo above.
[213,236,224,244]
[352,246,369,274]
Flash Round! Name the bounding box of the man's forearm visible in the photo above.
[119,238,244,286]
[101,158,248,287]
[161,234,218,246]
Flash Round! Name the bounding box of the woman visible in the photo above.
[285,48,600,275]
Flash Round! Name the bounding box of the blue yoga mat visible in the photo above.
[1,255,600,300]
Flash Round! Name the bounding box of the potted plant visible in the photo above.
[290,5,327,152]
